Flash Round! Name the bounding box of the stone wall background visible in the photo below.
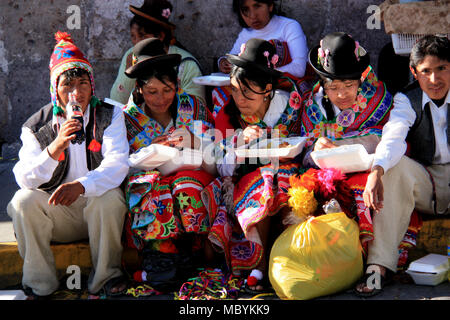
[0,0,391,156]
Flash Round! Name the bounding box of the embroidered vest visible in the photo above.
[123,90,214,153]
[404,83,450,166]
[23,101,114,192]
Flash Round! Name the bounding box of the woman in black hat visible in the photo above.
[295,33,418,291]
[212,0,315,132]
[299,32,380,152]
[218,0,308,79]
[205,38,303,293]
[121,38,217,288]
[110,0,205,105]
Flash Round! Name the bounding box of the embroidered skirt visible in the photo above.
[201,169,422,273]
[124,169,215,251]
[202,162,299,275]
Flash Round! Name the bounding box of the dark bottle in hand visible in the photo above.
[66,93,85,144]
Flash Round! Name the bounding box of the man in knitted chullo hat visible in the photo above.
[7,32,130,299]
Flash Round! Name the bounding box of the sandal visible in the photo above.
[354,265,394,298]
[98,275,128,297]
[244,269,273,295]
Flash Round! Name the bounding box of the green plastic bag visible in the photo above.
[269,212,363,300]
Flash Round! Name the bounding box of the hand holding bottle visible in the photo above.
[47,93,84,160]
[66,92,86,144]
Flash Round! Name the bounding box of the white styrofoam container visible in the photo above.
[0,290,27,300]
[104,97,125,108]
[157,148,203,176]
[235,136,307,159]
[193,73,231,86]
[406,254,449,286]
[310,144,374,174]
[128,144,179,171]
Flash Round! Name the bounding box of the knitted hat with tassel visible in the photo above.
[49,31,102,153]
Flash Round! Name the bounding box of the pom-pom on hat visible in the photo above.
[125,37,181,79]
[308,32,370,80]
[49,31,95,116]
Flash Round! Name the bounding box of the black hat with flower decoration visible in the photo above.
[125,37,181,79]
[309,32,370,80]
[226,38,283,78]
[129,0,176,32]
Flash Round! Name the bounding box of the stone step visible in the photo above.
[0,241,141,288]
[409,217,450,261]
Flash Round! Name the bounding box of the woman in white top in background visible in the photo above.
[218,0,308,79]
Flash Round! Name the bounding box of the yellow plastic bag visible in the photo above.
[269,212,363,300]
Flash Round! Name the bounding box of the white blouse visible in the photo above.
[223,15,308,78]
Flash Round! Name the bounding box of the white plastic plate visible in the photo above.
[128,144,179,171]
[310,144,374,174]
[235,136,307,159]
[104,98,125,108]
[193,73,231,86]
[157,148,203,176]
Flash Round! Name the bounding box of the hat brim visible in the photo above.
[226,54,282,78]
[308,45,370,80]
[129,5,176,31]
[125,54,181,79]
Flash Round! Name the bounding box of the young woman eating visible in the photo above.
[121,38,216,289]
